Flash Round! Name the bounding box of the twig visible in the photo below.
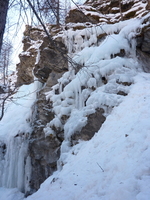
[97,162,104,172]
[0,87,16,120]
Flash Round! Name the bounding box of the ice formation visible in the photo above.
[0,0,150,199]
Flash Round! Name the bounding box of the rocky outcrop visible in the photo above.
[0,141,6,160]
[16,25,68,86]
[66,7,100,24]
[26,89,60,194]
[146,0,150,10]
[66,0,148,24]
[71,108,106,145]
[14,0,150,196]
[28,134,60,194]
[34,36,68,83]
[136,25,150,72]
[16,25,44,86]
[16,24,69,195]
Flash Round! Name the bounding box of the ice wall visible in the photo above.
[0,136,31,194]
[0,83,37,195]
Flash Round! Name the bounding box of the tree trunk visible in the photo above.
[0,0,9,54]
[119,0,123,21]
[56,0,60,26]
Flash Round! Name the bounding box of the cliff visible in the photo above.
[0,0,150,199]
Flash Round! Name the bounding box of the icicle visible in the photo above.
[35,48,41,65]
[73,79,83,110]
[0,135,30,193]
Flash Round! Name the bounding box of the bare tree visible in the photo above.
[0,40,13,85]
[0,87,14,121]
[119,0,123,21]
[31,0,60,25]
[35,0,70,25]
[0,0,9,54]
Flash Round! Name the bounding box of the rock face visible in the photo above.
[16,25,68,86]
[27,89,60,194]
[66,7,100,24]
[146,0,150,9]
[34,36,68,83]
[28,134,61,193]
[14,0,150,196]
[71,109,106,145]
[16,25,44,86]
[16,24,69,195]
[136,26,150,73]
[0,141,6,160]
[66,0,148,24]
[16,25,69,194]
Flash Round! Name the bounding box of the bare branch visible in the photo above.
[26,0,56,46]
[0,87,16,121]
[97,162,104,172]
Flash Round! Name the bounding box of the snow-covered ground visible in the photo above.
[25,73,150,200]
[0,72,150,200]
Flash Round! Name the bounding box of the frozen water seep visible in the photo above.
[44,14,150,169]
[0,81,39,194]
[0,136,31,193]
[45,16,145,142]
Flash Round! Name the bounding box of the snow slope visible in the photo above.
[25,72,150,200]
[0,82,38,142]
[0,72,150,200]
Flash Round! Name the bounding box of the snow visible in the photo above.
[26,12,150,200]
[45,16,146,141]
[0,80,40,196]
[25,72,150,200]
[0,2,150,200]
[0,82,38,141]
[0,188,24,200]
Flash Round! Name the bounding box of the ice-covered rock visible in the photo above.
[1,0,150,197]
